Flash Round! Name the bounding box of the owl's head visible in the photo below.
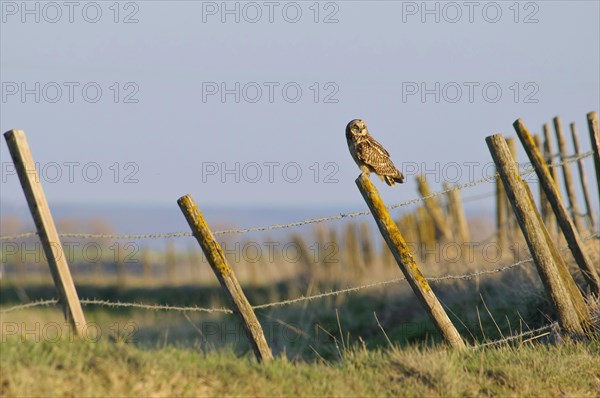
[346,119,368,137]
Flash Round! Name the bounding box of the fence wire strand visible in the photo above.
[1,230,598,315]
[0,151,592,242]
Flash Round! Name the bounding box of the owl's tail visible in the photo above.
[384,170,405,186]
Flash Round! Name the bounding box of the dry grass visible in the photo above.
[1,218,599,396]
[1,338,599,397]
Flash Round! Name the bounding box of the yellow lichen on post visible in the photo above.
[178,196,231,277]
[178,194,273,362]
[355,174,466,349]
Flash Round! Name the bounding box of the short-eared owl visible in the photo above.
[346,119,405,186]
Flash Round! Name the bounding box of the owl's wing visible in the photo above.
[366,136,390,157]
[356,139,399,176]
[356,140,396,173]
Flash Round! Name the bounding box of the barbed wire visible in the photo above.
[0,299,58,313]
[474,312,600,349]
[1,229,598,315]
[0,248,557,315]
[473,323,558,349]
[10,230,600,315]
[0,151,593,243]
[2,257,532,315]
[0,298,232,314]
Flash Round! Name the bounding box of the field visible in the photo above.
[2,1,599,395]
[2,125,600,396]
[2,338,600,396]
[1,219,599,396]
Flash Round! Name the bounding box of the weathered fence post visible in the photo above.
[405,213,419,250]
[356,174,466,348]
[416,176,453,241]
[534,135,553,231]
[586,112,600,200]
[177,194,273,362]
[505,137,519,239]
[416,207,434,262]
[444,182,470,244]
[496,167,507,248]
[4,130,86,335]
[486,134,587,336]
[513,119,600,296]
[520,182,591,327]
[542,124,559,240]
[570,122,595,230]
[554,116,585,233]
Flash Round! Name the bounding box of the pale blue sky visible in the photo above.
[1,0,599,215]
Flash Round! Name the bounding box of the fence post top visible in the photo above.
[177,194,193,203]
[3,129,25,139]
[485,133,504,143]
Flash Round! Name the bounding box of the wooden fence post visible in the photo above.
[496,167,507,248]
[534,135,553,231]
[356,174,466,348]
[587,112,600,194]
[520,182,591,328]
[444,182,470,244]
[554,116,585,233]
[506,137,519,239]
[416,207,434,262]
[4,130,86,335]
[178,194,273,362]
[399,213,418,256]
[570,122,595,230]
[486,134,586,336]
[513,120,600,296]
[416,176,453,241]
[542,124,559,240]
[543,124,560,190]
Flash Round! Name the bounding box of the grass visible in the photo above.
[0,271,555,359]
[1,227,598,396]
[1,338,599,397]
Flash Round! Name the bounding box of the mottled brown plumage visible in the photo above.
[346,119,405,186]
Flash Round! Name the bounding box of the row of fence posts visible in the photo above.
[3,111,599,361]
